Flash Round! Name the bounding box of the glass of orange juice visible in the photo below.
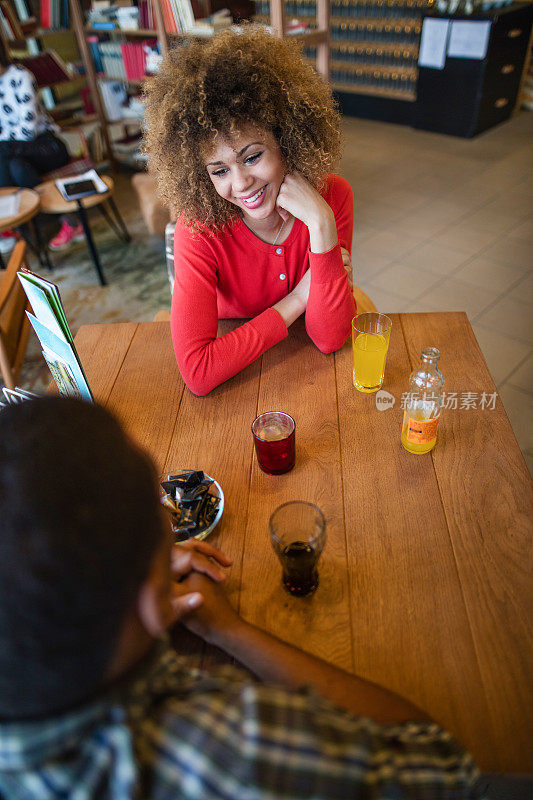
[352,312,392,393]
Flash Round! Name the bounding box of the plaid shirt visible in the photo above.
[0,641,482,800]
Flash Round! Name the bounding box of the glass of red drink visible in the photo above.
[269,501,326,597]
[252,411,295,475]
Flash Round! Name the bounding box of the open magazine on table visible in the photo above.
[17,269,93,402]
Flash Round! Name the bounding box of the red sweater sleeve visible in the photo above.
[171,224,288,396]
[305,176,357,353]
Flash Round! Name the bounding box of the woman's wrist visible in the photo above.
[272,292,305,327]
[307,207,338,254]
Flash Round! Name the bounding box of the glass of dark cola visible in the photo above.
[269,502,326,597]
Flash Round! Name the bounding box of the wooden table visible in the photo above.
[74,312,532,774]
[0,187,52,271]
[0,187,39,231]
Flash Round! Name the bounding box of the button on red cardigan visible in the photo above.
[171,174,356,395]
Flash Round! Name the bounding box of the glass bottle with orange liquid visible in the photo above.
[401,347,444,454]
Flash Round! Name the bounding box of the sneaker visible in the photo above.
[49,220,84,252]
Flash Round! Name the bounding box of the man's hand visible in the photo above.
[340,247,354,290]
[172,571,431,724]
[170,540,232,622]
[172,571,242,645]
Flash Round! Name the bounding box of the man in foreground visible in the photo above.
[0,397,481,798]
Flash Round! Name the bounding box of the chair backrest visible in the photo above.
[40,122,102,183]
[0,241,32,390]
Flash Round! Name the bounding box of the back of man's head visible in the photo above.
[0,397,163,719]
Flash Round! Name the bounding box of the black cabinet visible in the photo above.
[415,3,533,137]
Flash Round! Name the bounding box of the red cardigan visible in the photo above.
[171,174,356,395]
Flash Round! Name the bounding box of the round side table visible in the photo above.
[35,175,131,286]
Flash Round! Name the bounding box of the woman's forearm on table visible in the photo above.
[305,252,356,352]
[212,618,431,724]
[171,306,288,396]
[299,201,356,352]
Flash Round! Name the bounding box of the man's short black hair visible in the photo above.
[0,397,163,719]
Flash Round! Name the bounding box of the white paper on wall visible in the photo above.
[447,20,491,59]
[418,19,450,69]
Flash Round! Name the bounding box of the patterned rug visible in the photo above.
[2,171,171,395]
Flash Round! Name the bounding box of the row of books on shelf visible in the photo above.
[89,0,160,31]
[158,0,233,35]
[95,79,146,124]
[331,65,417,92]
[332,0,430,16]
[98,78,127,121]
[254,0,431,16]
[89,38,158,81]
[7,0,31,23]
[40,0,69,30]
[0,0,25,40]
[87,1,232,36]
[88,0,194,33]
[254,0,314,16]
[159,0,195,33]
[332,20,422,42]
[332,44,417,66]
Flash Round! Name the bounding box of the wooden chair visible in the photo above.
[354,285,377,314]
[161,221,377,316]
[0,241,32,389]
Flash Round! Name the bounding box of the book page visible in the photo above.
[0,192,20,219]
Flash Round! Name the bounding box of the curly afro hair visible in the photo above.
[143,26,342,231]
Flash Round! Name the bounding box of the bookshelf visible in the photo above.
[268,0,330,79]
[255,0,435,123]
[70,1,327,163]
[69,0,211,164]
[0,0,111,166]
[0,0,86,105]
[69,0,254,165]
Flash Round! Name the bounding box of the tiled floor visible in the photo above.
[339,111,532,476]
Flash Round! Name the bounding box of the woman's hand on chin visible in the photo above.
[276,172,338,253]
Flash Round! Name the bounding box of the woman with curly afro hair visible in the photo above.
[144,26,356,396]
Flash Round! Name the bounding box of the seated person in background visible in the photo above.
[144,27,356,396]
[0,38,83,253]
[0,396,481,799]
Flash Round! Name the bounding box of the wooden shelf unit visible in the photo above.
[256,0,432,106]
[71,0,239,163]
[0,5,99,145]
[71,0,331,164]
[269,0,330,79]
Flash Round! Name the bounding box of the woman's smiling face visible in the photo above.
[203,126,285,225]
